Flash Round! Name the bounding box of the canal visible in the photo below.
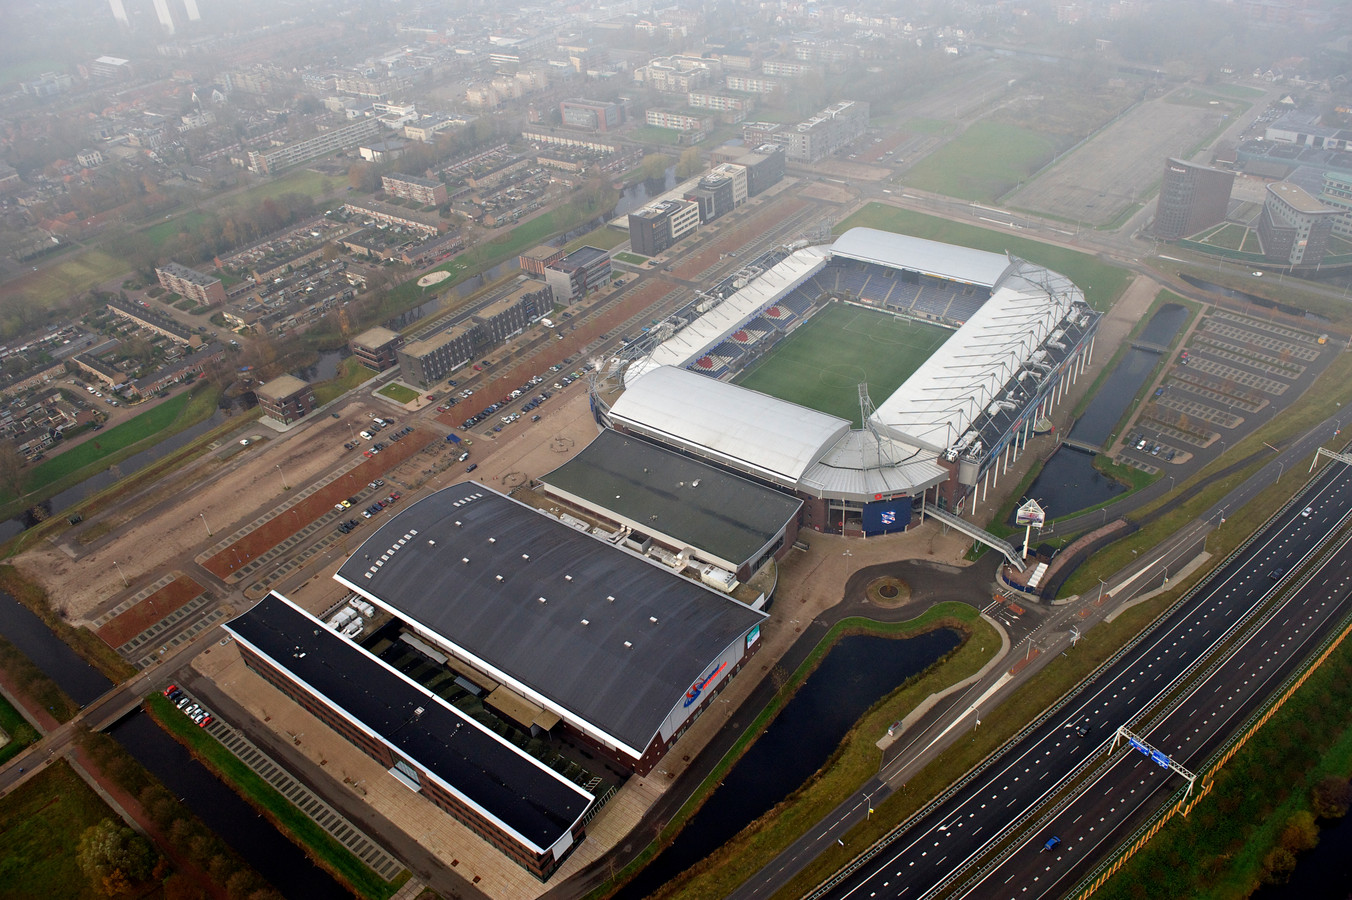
[614,628,963,900]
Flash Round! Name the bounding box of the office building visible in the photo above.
[1153,158,1235,240]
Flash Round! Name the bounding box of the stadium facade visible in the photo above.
[598,228,1100,535]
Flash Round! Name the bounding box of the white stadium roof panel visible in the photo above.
[626,246,830,382]
[831,227,1012,287]
[870,263,1082,452]
[799,431,948,499]
[609,366,851,485]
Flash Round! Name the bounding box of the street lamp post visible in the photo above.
[1276,461,1284,483]
[113,559,127,588]
[200,512,212,538]
[277,465,289,490]
[1097,577,1107,603]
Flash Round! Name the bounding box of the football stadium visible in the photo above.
[594,227,1102,538]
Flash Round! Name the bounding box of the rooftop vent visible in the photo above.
[538,597,547,604]
[580,619,589,626]
[623,641,632,648]
[462,557,469,564]
[564,574,573,581]
[649,616,658,623]
[495,575,503,582]
[488,537,496,543]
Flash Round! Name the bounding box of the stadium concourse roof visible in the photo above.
[608,366,851,488]
[800,430,948,499]
[831,228,1013,287]
[870,259,1084,452]
[538,429,802,571]
[334,484,766,758]
[625,246,831,383]
[224,592,593,856]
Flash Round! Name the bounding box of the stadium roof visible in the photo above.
[224,592,593,855]
[800,430,948,499]
[870,258,1084,452]
[831,228,1012,287]
[334,484,766,757]
[625,246,831,382]
[609,366,851,486]
[538,430,802,570]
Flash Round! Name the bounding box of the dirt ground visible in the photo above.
[14,395,395,624]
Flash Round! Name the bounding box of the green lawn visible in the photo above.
[834,204,1132,312]
[563,225,630,254]
[16,388,205,499]
[733,304,950,426]
[0,761,118,899]
[314,357,377,406]
[903,120,1058,202]
[234,168,338,208]
[15,250,129,308]
[0,691,38,766]
[614,251,648,265]
[144,210,212,249]
[376,382,419,403]
[628,126,687,146]
[898,117,956,135]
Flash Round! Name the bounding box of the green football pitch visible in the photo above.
[733,303,952,426]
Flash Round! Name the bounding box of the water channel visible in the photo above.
[0,590,349,899]
[1251,793,1352,899]
[0,408,231,544]
[613,628,964,900]
[1180,275,1332,324]
[1020,303,1190,519]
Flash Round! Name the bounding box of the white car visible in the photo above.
[1302,507,1312,517]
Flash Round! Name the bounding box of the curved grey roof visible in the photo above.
[334,484,766,757]
[831,227,1012,287]
[609,366,851,486]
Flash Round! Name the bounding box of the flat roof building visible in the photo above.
[246,118,382,175]
[256,374,316,424]
[381,173,447,206]
[334,484,767,775]
[155,262,226,309]
[1259,181,1339,267]
[224,591,594,879]
[397,285,550,387]
[1154,158,1235,240]
[544,247,612,303]
[539,429,801,581]
[350,326,404,372]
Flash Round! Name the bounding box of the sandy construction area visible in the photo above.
[14,395,396,624]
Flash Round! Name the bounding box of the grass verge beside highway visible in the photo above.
[146,693,408,900]
[1089,619,1352,900]
[600,603,998,900]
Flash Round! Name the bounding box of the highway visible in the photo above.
[811,457,1352,900]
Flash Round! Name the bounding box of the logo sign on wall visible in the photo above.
[746,625,760,648]
[683,662,728,708]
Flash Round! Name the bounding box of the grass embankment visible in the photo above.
[0,691,38,765]
[0,382,221,521]
[146,694,407,900]
[904,121,1060,202]
[0,760,126,898]
[1059,347,1352,599]
[834,204,1132,313]
[600,603,997,900]
[562,224,630,254]
[1092,625,1352,900]
[0,566,133,683]
[2,399,259,561]
[314,357,376,406]
[772,581,1206,899]
[375,382,419,404]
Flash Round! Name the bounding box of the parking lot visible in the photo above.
[1119,308,1334,473]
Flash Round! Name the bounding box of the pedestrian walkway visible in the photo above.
[203,715,407,883]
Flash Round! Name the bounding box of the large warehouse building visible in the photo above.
[226,483,768,876]
[599,228,1100,534]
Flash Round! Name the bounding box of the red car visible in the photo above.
[363,450,375,458]
[162,684,178,697]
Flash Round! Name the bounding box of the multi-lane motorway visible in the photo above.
[814,458,1352,900]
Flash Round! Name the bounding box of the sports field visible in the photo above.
[734,303,951,426]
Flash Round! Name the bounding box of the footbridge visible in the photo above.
[923,504,1026,571]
